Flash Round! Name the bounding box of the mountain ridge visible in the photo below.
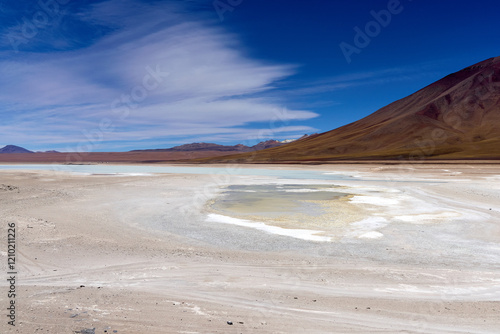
[130,139,295,153]
[195,56,500,162]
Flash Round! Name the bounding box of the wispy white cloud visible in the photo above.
[278,64,443,97]
[0,0,318,151]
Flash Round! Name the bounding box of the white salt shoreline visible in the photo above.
[206,213,332,242]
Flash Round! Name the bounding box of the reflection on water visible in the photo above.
[210,184,347,219]
[0,164,353,180]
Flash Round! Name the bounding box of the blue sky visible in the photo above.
[1,0,500,152]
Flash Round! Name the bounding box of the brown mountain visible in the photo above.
[200,56,500,162]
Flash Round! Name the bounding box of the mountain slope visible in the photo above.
[201,56,500,162]
[0,145,33,154]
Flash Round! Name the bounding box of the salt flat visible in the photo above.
[0,163,499,333]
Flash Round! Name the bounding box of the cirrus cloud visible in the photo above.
[0,0,318,151]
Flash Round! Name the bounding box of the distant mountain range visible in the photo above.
[130,139,306,153]
[0,138,308,156]
[199,56,500,162]
[0,138,309,162]
[0,145,62,154]
[0,145,33,153]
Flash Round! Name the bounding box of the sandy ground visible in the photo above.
[0,163,499,333]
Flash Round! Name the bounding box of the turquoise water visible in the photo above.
[0,164,352,181]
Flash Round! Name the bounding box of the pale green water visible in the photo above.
[210,184,347,218]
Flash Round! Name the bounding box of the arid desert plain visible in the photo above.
[1,163,500,333]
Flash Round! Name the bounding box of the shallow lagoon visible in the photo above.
[0,164,355,180]
[211,184,346,218]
